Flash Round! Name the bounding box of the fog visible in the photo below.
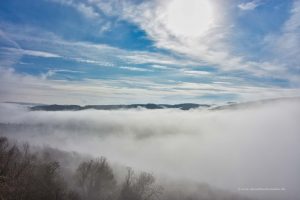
[1,99,300,200]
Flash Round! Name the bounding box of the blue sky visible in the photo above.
[0,0,299,104]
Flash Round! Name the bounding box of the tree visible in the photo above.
[0,137,35,200]
[76,157,116,200]
[119,168,162,200]
[0,137,80,200]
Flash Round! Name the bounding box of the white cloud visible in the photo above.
[264,0,300,71]
[119,0,235,67]
[76,3,99,19]
[3,2,294,81]
[120,66,153,72]
[1,24,199,69]
[41,69,84,79]
[114,0,277,76]
[106,0,300,83]
[182,70,211,76]
[50,0,99,19]
[1,99,300,200]
[1,2,300,103]
[80,0,297,81]
[238,1,260,10]
[1,67,299,105]
[99,22,112,34]
[120,52,199,66]
[162,0,215,37]
[84,0,237,70]
[3,0,296,85]
[0,30,23,67]
[71,57,115,67]
[258,1,300,86]
[2,47,61,58]
[151,64,172,70]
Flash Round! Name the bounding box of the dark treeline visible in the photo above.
[0,137,251,200]
[30,103,210,111]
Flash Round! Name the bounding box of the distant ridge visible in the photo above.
[15,96,300,111]
[211,96,300,110]
[30,103,211,111]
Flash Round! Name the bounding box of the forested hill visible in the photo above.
[30,103,211,111]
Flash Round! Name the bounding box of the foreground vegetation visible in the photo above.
[0,136,251,200]
[0,137,162,200]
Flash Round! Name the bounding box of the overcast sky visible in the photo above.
[0,0,300,104]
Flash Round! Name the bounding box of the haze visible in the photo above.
[1,99,299,200]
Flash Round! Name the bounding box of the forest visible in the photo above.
[0,136,250,200]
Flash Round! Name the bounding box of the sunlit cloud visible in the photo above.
[120,66,153,72]
[238,1,261,11]
[162,0,215,38]
[264,0,300,73]
[1,67,299,105]
[0,0,299,103]
[50,0,100,19]
[2,47,61,58]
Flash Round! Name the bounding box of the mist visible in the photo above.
[1,99,300,200]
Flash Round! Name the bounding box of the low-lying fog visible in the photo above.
[1,99,300,200]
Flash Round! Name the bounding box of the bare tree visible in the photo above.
[0,137,80,200]
[76,157,116,200]
[0,137,35,200]
[0,137,163,200]
[119,168,162,200]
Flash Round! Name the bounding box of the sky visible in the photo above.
[0,0,300,104]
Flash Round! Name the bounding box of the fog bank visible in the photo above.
[1,99,300,200]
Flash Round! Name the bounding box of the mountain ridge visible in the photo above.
[12,96,300,111]
[30,103,211,111]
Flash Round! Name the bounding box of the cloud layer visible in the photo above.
[1,99,300,200]
[0,0,300,104]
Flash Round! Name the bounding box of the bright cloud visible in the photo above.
[163,0,215,37]
[51,0,100,19]
[264,0,300,72]
[238,1,261,10]
[115,0,282,76]
[76,2,100,19]
[1,99,300,200]
[2,47,61,58]
[1,67,299,105]
[0,0,299,103]
[120,66,153,72]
